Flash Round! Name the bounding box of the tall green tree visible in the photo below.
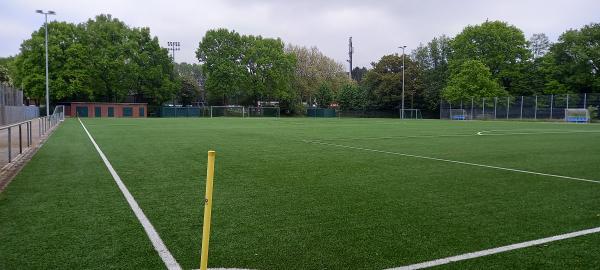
[540,23,600,94]
[443,60,506,101]
[413,35,451,110]
[337,83,366,110]
[362,54,423,109]
[450,21,531,94]
[196,29,246,105]
[285,45,350,106]
[12,14,175,105]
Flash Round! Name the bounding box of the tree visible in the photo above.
[443,60,506,101]
[529,33,551,59]
[175,62,205,102]
[412,35,451,110]
[243,35,295,105]
[540,23,600,94]
[314,83,334,108]
[337,83,366,110]
[450,21,531,94]
[177,77,200,106]
[0,65,11,86]
[12,14,175,105]
[351,66,368,82]
[285,45,350,105]
[362,54,423,109]
[197,29,295,106]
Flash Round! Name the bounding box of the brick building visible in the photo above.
[67,102,147,118]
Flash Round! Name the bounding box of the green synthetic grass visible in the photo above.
[1,117,600,269]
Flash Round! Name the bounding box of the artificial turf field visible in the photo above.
[1,117,600,270]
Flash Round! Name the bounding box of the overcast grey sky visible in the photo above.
[1,0,599,70]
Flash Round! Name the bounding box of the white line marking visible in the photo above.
[386,226,600,270]
[302,140,600,185]
[477,130,600,136]
[78,118,182,270]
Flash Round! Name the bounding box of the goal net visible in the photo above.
[449,109,468,120]
[246,107,280,117]
[564,109,590,123]
[400,109,422,119]
[210,106,245,118]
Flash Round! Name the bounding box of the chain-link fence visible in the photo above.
[441,93,600,121]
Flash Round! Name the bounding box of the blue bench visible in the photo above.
[566,117,589,123]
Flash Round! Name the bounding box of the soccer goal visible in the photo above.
[246,107,280,117]
[210,106,245,118]
[400,109,422,119]
[564,109,590,123]
[449,109,468,120]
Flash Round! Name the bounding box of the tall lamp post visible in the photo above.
[399,45,407,119]
[36,9,56,116]
[167,41,180,106]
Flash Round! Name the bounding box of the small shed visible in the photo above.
[68,102,147,118]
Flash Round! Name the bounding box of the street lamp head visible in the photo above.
[399,45,407,49]
[48,11,56,15]
[36,10,43,14]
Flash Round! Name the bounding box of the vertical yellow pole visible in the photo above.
[200,150,216,270]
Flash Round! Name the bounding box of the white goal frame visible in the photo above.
[564,109,590,123]
[449,109,468,120]
[246,106,280,118]
[400,109,423,119]
[210,106,246,118]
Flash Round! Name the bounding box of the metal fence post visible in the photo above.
[482,98,486,116]
[566,94,569,109]
[550,95,554,119]
[439,99,442,119]
[506,97,510,119]
[470,97,474,120]
[583,93,587,108]
[494,97,497,119]
[520,96,524,119]
[27,121,31,147]
[19,124,22,154]
[8,127,11,163]
[534,95,538,120]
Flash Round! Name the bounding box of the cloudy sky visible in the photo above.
[1,0,599,70]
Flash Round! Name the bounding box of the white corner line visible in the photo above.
[385,226,600,270]
[78,118,182,270]
[302,140,600,185]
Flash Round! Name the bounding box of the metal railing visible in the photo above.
[1,106,64,164]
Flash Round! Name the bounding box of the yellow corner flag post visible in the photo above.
[200,150,216,270]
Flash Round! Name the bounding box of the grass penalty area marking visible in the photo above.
[302,140,600,185]
[386,226,600,270]
[78,118,182,270]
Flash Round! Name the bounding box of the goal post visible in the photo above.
[210,106,245,118]
[564,109,590,123]
[400,109,422,119]
[449,109,468,120]
[246,106,280,117]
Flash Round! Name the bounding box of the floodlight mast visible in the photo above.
[399,45,407,119]
[167,41,180,106]
[36,9,56,116]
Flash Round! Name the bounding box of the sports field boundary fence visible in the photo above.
[0,84,40,126]
[440,93,600,121]
[0,105,64,167]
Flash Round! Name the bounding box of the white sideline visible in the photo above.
[302,140,600,185]
[477,130,600,136]
[78,118,182,270]
[386,226,600,270]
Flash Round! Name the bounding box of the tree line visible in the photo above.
[0,15,598,115]
[349,21,600,113]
